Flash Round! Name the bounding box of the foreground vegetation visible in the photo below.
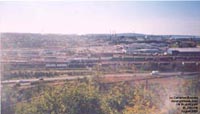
[2,76,199,114]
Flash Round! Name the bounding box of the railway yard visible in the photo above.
[1,33,200,85]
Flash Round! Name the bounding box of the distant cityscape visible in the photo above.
[1,33,200,81]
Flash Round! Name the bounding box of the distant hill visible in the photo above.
[1,32,199,39]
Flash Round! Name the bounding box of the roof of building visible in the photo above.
[168,48,200,52]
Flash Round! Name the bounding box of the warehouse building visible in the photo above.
[167,48,200,56]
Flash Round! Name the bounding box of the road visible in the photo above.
[1,72,199,85]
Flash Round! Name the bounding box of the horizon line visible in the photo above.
[1,32,200,37]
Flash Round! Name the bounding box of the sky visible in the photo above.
[0,1,200,35]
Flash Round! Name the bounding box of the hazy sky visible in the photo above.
[0,1,200,35]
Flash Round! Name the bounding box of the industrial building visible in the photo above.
[167,48,200,56]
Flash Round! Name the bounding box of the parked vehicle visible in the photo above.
[151,71,159,75]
